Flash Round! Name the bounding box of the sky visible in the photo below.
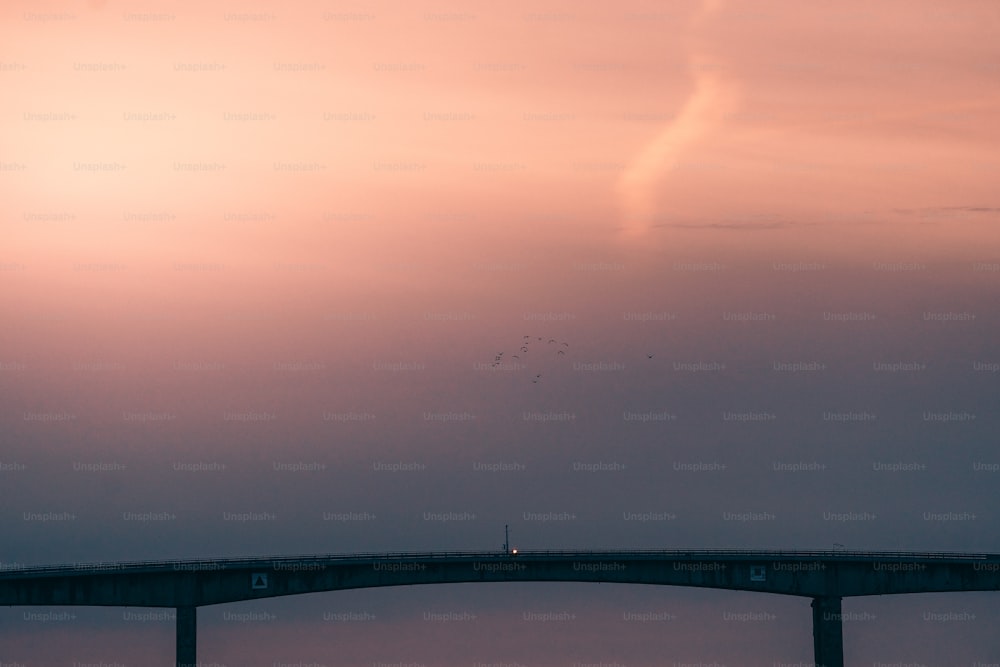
[1,0,999,664]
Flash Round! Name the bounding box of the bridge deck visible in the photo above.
[2,548,996,579]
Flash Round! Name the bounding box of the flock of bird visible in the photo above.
[488,337,660,383]
[490,335,571,383]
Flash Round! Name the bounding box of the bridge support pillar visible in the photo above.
[811,596,843,667]
[176,605,196,667]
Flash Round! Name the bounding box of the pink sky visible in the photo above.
[2,0,999,665]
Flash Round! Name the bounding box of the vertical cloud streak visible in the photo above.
[616,0,737,238]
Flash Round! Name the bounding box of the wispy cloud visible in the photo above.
[652,221,790,231]
[894,206,1000,215]
[616,0,738,239]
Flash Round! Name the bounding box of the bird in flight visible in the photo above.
[486,335,571,382]
[647,353,654,359]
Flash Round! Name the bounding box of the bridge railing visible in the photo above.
[2,549,996,578]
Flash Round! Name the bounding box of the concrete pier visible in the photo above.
[177,605,196,667]
[811,595,844,667]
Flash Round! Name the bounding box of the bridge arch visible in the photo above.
[2,549,998,667]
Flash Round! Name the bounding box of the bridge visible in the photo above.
[3,549,999,666]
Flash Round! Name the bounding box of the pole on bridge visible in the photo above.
[176,605,197,667]
[811,596,843,667]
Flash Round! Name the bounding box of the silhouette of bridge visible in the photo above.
[3,549,999,667]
